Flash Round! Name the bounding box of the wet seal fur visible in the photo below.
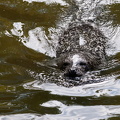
[56,20,107,81]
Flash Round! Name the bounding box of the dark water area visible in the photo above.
[0,0,120,119]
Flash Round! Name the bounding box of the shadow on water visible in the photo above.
[0,0,120,119]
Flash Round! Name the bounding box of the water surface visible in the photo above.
[0,0,120,119]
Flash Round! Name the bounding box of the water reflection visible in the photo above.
[0,105,120,120]
[23,0,69,6]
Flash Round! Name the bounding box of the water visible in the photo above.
[0,0,120,119]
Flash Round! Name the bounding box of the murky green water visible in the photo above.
[0,0,120,119]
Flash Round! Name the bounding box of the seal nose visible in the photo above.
[69,69,77,77]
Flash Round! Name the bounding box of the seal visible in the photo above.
[56,20,107,80]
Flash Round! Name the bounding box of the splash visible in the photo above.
[23,73,120,97]
[6,22,59,57]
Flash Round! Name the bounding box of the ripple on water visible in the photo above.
[0,104,120,120]
[23,70,120,97]
[1,0,120,119]
[23,0,69,6]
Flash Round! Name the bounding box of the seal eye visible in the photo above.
[79,62,86,66]
[63,62,70,66]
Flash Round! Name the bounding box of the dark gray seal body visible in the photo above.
[56,20,107,80]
